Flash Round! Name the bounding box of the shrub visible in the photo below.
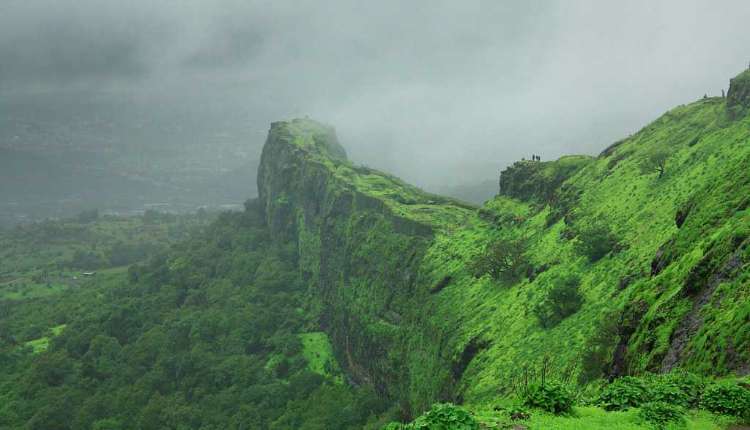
[546,185,582,227]
[579,312,619,384]
[533,274,583,328]
[409,403,479,430]
[574,221,621,262]
[651,371,706,408]
[638,401,685,428]
[67,249,106,270]
[648,378,690,408]
[505,405,531,421]
[470,238,527,282]
[599,376,650,411]
[522,382,574,414]
[701,382,750,418]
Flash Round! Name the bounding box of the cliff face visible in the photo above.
[727,69,750,118]
[256,74,750,415]
[257,119,474,408]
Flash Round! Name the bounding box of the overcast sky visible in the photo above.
[2,0,750,189]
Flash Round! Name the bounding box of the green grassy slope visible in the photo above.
[257,70,750,423]
[422,95,750,405]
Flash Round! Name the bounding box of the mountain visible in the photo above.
[253,71,750,423]
[256,76,750,409]
[1,69,749,429]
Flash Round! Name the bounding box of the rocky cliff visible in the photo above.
[727,69,750,118]
[257,119,480,414]
[256,71,750,417]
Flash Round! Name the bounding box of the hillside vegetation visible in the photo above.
[0,209,389,429]
[1,70,749,429]
[256,71,750,427]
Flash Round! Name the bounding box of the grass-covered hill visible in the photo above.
[256,71,750,427]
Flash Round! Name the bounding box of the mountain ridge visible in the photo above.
[256,70,750,417]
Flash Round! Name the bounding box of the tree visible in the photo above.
[534,274,583,328]
[573,221,621,262]
[640,146,670,178]
[77,209,99,224]
[470,238,527,281]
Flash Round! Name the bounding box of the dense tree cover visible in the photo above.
[1,212,207,278]
[0,204,389,429]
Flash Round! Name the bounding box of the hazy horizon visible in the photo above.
[2,0,750,192]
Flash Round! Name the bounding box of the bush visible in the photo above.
[522,382,574,414]
[701,382,750,418]
[107,242,160,267]
[638,401,684,428]
[470,238,527,282]
[533,274,583,328]
[648,379,690,409]
[574,221,621,262]
[67,249,106,270]
[650,371,706,408]
[505,405,531,421]
[579,312,619,384]
[409,403,479,430]
[598,376,650,411]
[600,373,712,413]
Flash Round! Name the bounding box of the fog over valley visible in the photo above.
[2,0,750,223]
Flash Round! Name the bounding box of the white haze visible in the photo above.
[2,0,749,190]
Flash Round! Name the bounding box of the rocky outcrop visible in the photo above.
[255,101,750,413]
[498,156,592,203]
[727,69,750,119]
[257,119,442,404]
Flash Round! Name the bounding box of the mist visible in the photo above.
[2,0,750,215]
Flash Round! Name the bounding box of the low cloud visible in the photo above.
[2,0,750,188]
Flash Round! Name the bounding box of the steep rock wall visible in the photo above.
[257,119,452,408]
[255,89,750,415]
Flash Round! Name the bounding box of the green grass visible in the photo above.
[24,324,67,354]
[300,332,344,383]
[0,282,68,300]
[471,406,737,429]
[402,97,750,406]
[0,212,209,302]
